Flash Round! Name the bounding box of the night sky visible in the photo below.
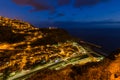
[0,0,120,24]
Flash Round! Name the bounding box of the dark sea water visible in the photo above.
[37,22,120,53]
[66,28,120,53]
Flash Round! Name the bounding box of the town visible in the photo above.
[0,17,104,80]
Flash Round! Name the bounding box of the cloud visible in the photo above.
[57,13,65,17]
[12,0,54,11]
[12,0,109,12]
[29,2,53,12]
[74,0,109,7]
[12,0,29,5]
[47,13,65,20]
[58,0,71,6]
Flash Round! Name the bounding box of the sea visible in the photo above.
[37,22,120,53]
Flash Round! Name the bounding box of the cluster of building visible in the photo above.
[0,40,86,71]
[0,16,87,72]
[0,16,105,80]
[0,16,33,30]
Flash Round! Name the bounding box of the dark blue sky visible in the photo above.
[0,0,120,24]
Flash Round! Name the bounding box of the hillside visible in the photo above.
[27,50,120,80]
[0,16,119,80]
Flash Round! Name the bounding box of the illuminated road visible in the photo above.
[0,16,105,80]
[7,49,104,80]
[0,42,105,80]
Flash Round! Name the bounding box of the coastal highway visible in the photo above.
[7,54,103,80]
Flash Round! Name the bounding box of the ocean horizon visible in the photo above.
[37,22,120,53]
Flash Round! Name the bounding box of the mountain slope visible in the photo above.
[0,16,109,80]
[28,49,120,80]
